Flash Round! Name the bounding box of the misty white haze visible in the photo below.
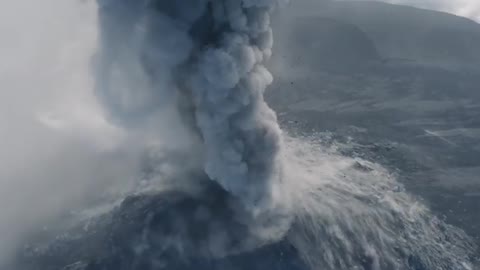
[0,0,140,263]
[0,0,479,269]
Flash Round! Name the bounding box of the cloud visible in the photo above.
[0,0,144,264]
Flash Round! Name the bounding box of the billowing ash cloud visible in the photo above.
[94,0,286,209]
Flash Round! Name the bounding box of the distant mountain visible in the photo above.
[268,0,480,254]
[272,17,381,72]
[277,0,480,70]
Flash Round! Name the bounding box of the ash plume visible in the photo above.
[94,0,287,210]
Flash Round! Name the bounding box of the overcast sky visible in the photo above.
[356,0,480,22]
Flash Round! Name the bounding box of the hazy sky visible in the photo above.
[361,0,480,21]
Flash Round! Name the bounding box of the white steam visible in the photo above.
[283,135,476,269]
[0,0,141,265]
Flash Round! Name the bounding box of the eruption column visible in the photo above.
[95,0,285,209]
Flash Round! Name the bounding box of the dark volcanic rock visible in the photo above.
[14,181,306,270]
[269,0,480,256]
